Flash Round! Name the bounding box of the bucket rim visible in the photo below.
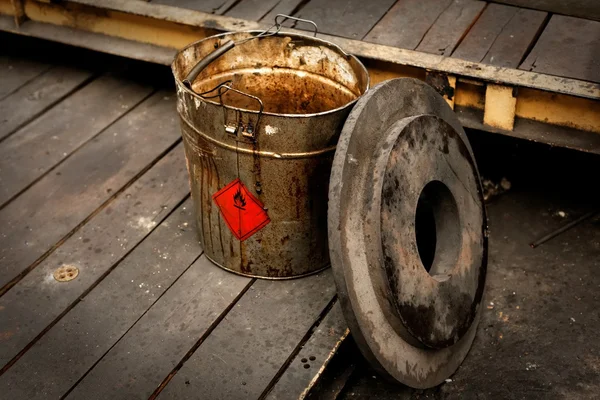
[172,30,370,118]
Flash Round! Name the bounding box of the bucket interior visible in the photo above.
[173,32,369,115]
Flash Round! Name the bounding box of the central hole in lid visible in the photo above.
[414,181,461,282]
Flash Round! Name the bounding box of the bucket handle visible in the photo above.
[197,80,264,140]
[182,14,318,88]
[274,14,318,37]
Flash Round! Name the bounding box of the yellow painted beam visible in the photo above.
[0,0,16,16]
[517,88,600,134]
[484,85,517,131]
[23,0,213,49]
[455,79,485,111]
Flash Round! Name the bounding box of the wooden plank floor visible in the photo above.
[142,0,599,85]
[0,42,345,399]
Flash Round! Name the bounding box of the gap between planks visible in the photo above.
[148,277,257,400]
[154,270,337,399]
[0,137,182,297]
[0,197,198,398]
[0,90,183,295]
[0,146,189,375]
[259,295,339,399]
[0,67,98,143]
[61,229,204,399]
[0,76,155,210]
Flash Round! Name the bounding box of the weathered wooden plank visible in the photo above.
[0,91,179,291]
[294,0,396,39]
[0,56,49,101]
[213,0,239,15]
[0,17,176,66]
[157,270,336,399]
[452,3,519,63]
[265,302,347,400]
[226,0,279,21]
[0,143,189,369]
[453,4,547,68]
[490,0,600,21]
[416,0,486,56]
[0,66,93,141]
[64,256,251,400]
[520,15,600,83]
[0,200,202,399]
[482,8,547,68]
[363,0,451,49]
[10,0,600,100]
[0,73,152,208]
[0,32,70,101]
[260,0,304,23]
[151,0,229,13]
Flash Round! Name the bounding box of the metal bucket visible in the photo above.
[172,26,369,279]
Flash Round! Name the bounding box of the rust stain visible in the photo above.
[173,32,368,278]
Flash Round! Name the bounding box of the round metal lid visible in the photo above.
[328,78,488,388]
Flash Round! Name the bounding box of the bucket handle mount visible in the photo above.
[197,80,264,140]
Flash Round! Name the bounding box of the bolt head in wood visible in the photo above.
[53,265,79,282]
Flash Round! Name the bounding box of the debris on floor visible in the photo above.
[482,177,511,203]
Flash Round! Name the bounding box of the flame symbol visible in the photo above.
[233,188,246,210]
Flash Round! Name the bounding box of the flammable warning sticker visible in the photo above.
[212,178,270,241]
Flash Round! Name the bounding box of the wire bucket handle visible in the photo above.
[182,14,319,89]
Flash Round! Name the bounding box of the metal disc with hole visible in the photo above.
[328,78,488,389]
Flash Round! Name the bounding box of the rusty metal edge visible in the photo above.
[180,115,338,159]
[204,253,331,280]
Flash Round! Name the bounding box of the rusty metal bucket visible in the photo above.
[172,24,369,278]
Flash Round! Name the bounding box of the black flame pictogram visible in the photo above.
[233,188,246,210]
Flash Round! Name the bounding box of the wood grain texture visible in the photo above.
[151,0,230,13]
[0,56,49,101]
[65,256,250,400]
[226,0,280,21]
[0,91,180,290]
[0,66,93,141]
[364,0,452,49]
[0,144,189,368]
[260,0,304,23]
[452,3,519,62]
[0,200,201,399]
[157,270,336,399]
[265,302,347,400]
[481,8,547,68]
[520,15,600,83]
[453,4,547,68]
[0,73,152,207]
[490,0,600,21]
[294,0,397,39]
[416,0,486,56]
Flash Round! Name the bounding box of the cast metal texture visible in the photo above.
[328,78,488,388]
[172,31,369,278]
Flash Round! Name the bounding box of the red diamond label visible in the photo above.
[212,178,270,241]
